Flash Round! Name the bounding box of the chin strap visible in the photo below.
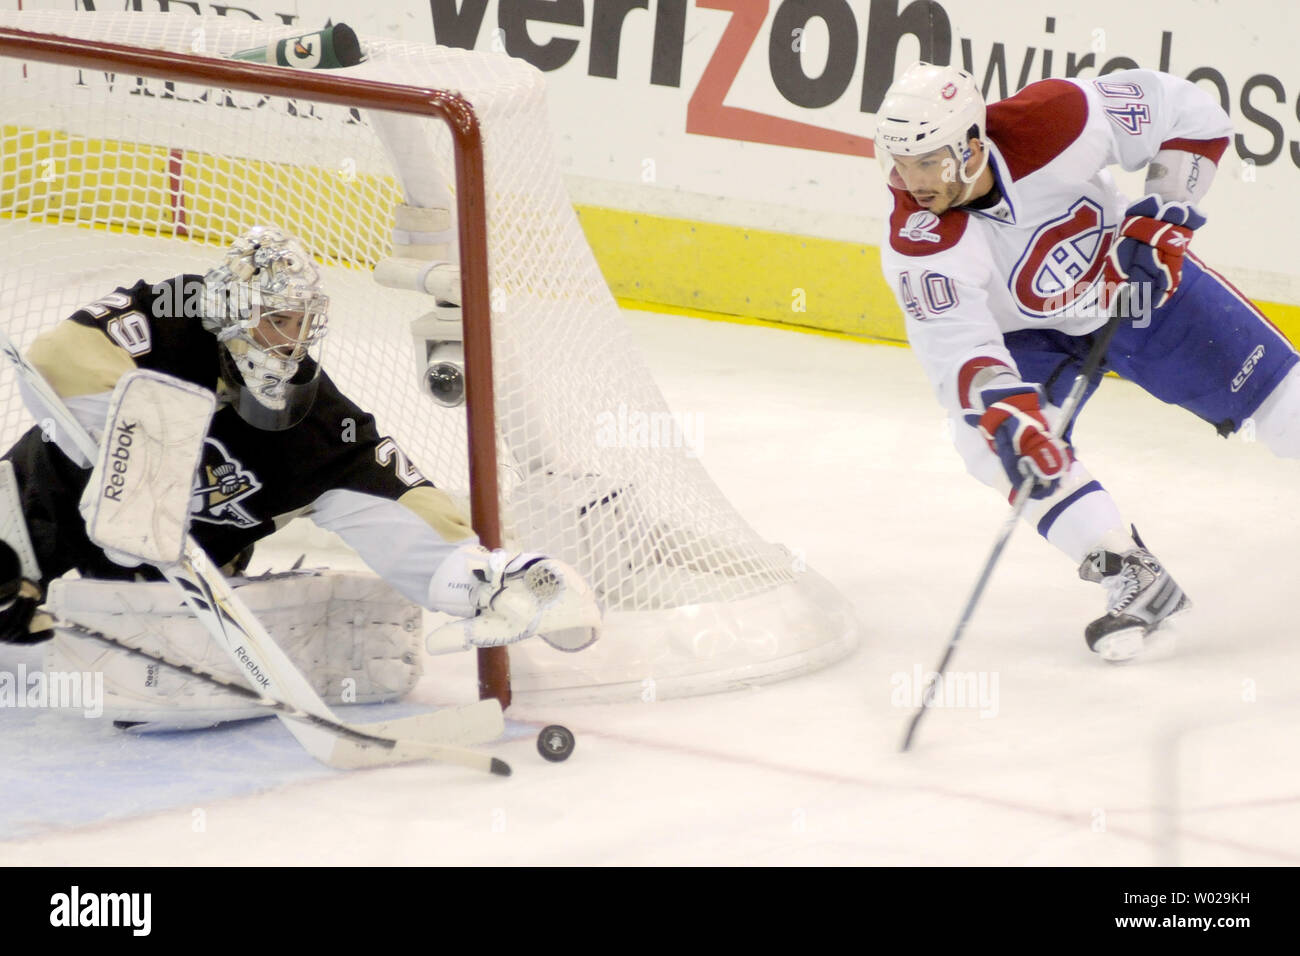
[955,141,992,206]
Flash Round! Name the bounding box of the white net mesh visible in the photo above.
[0,11,860,700]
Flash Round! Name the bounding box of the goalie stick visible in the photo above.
[0,326,510,775]
[54,617,508,773]
[900,288,1132,753]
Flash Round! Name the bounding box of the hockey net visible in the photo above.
[0,11,861,703]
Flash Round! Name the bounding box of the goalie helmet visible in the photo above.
[874,62,989,203]
[202,226,330,430]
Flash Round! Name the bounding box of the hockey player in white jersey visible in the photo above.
[0,225,600,729]
[876,63,1300,661]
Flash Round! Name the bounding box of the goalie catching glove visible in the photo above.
[427,545,601,653]
[967,383,1071,500]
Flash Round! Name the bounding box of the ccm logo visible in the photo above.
[1231,345,1265,393]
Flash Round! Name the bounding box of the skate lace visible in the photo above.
[1102,565,1142,615]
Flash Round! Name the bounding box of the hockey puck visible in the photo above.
[537,724,575,762]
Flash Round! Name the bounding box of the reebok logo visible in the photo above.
[233,645,272,689]
[101,421,138,502]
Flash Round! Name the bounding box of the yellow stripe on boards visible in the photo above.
[575,205,905,343]
[614,296,908,348]
[1259,300,1300,344]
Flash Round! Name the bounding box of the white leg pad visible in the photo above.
[44,570,423,730]
[0,460,40,581]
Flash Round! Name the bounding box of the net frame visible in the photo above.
[0,13,862,707]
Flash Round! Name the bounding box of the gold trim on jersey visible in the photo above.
[28,320,136,400]
[397,486,475,543]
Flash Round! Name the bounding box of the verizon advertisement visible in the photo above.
[17,0,1300,303]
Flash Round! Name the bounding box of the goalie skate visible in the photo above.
[1079,540,1191,662]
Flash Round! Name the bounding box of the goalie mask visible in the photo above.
[202,226,330,430]
[874,62,989,213]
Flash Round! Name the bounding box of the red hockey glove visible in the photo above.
[973,384,1071,500]
[1101,195,1207,313]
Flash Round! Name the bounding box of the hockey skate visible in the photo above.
[1079,535,1190,662]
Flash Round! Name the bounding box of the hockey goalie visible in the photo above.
[0,225,601,732]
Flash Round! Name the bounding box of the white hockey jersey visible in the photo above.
[879,70,1232,416]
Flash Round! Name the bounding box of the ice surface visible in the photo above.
[2,308,1298,865]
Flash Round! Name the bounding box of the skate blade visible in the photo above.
[1094,629,1145,663]
[1095,615,1186,664]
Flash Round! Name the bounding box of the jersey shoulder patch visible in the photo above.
[887,185,969,256]
[986,79,1089,181]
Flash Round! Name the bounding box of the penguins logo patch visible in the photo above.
[190,437,262,529]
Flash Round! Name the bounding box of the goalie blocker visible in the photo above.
[81,369,215,568]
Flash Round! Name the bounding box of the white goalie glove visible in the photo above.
[426,546,601,653]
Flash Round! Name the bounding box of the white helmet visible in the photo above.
[875,62,988,193]
[203,226,330,430]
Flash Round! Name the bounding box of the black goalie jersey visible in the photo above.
[3,275,475,605]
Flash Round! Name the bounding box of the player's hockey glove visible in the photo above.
[1102,195,1207,313]
[971,384,1071,500]
[0,540,52,645]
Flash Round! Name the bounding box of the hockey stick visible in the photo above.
[55,618,509,772]
[0,327,509,775]
[900,288,1131,753]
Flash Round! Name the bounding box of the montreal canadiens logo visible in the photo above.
[1009,198,1114,318]
[941,82,957,99]
[898,210,943,243]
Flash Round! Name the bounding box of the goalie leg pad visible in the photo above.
[0,462,52,644]
[44,571,424,730]
[0,459,41,583]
